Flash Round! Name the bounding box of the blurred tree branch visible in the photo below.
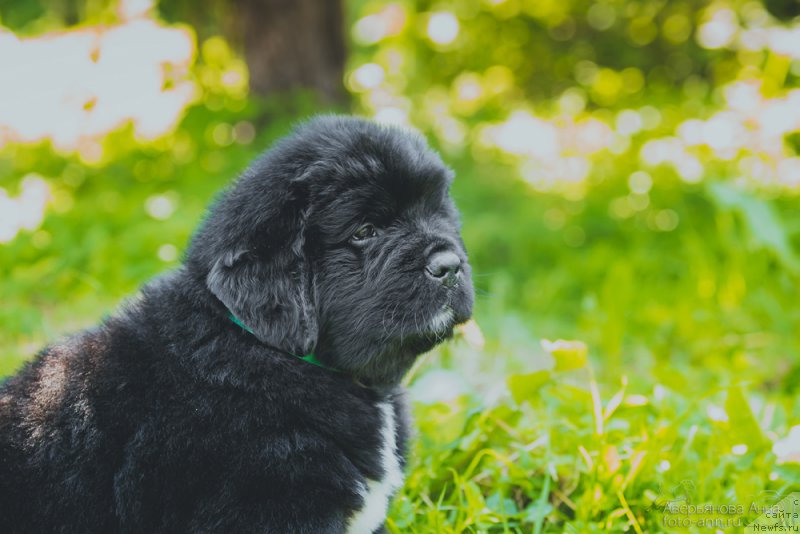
[160,0,347,103]
[231,0,346,102]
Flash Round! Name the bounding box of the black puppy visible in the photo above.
[0,116,473,533]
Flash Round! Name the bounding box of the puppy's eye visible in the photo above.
[352,223,377,242]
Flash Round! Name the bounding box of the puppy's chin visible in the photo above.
[351,339,437,388]
[348,313,465,388]
[321,291,473,387]
[423,296,473,338]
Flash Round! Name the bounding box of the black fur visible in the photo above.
[0,115,473,533]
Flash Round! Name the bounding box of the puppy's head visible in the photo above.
[188,116,473,386]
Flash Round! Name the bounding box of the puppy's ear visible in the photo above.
[205,185,318,355]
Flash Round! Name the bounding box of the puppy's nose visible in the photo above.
[425,250,462,288]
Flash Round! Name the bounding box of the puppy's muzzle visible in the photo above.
[425,250,462,289]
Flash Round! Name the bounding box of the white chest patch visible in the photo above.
[346,401,404,534]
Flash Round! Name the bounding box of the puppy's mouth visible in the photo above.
[422,302,471,339]
[428,305,456,334]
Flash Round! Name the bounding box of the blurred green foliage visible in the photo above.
[3,0,800,531]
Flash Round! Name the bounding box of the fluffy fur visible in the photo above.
[0,115,473,533]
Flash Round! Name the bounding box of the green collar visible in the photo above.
[228,312,339,373]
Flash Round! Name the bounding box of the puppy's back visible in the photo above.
[0,318,157,532]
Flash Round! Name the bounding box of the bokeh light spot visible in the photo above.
[427,12,460,45]
[145,193,177,220]
[158,243,179,262]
